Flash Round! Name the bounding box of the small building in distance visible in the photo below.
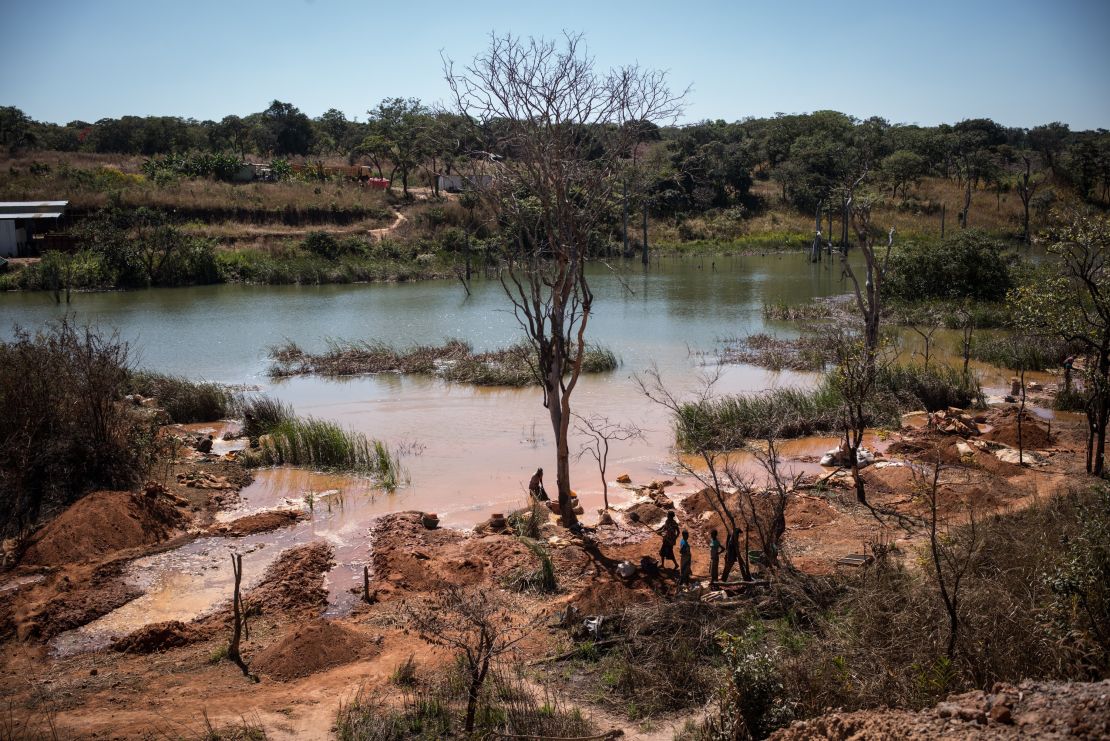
[0,201,69,257]
[435,173,495,193]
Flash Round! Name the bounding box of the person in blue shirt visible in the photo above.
[679,529,692,587]
[708,529,722,584]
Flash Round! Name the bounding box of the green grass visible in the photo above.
[268,339,619,387]
[967,333,1081,372]
[677,363,980,448]
[129,371,236,423]
[244,415,407,488]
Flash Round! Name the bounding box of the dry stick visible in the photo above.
[489,732,623,741]
[227,553,255,680]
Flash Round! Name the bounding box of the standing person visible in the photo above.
[709,528,722,585]
[722,526,741,582]
[528,468,549,501]
[678,529,692,587]
[657,511,679,569]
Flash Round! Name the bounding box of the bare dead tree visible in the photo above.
[830,332,893,507]
[725,438,800,570]
[1016,153,1041,245]
[841,195,895,362]
[407,587,535,734]
[956,303,975,377]
[444,33,684,528]
[635,364,760,578]
[573,413,645,510]
[910,323,938,371]
[917,460,983,662]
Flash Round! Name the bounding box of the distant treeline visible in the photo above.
[2,101,1108,213]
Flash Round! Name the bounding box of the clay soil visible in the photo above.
[0,401,1100,740]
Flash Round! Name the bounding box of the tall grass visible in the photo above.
[244,414,407,489]
[237,396,294,439]
[968,333,1082,372]
[128,371,235,423]
[335,670,594,741]
[268,339,619,387]
[677,364,981,447]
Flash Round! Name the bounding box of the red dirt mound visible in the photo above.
[985,411,1054,449]
[253,619,373,681]
[21,490,187,567]
[111,620,204,653]
[212,509,305,537]
[247,541,334,614]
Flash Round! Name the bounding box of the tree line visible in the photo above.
[3,102,1108,214]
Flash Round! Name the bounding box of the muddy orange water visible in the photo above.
[0,255,1051,651]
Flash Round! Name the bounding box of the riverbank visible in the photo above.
[0,391,1100,739]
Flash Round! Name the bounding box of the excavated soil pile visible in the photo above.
[371,512,472,593]
[984,410,1054,449]
[21,490,187,567]
[770,679,1110,740]
[111,621,204,654]
[247,541,334,614]
[20,561,141,641]
[213,509,305,537]
[625,501,667,527]
[253,619,373,681]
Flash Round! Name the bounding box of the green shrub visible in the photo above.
[128,371,235,423]
[0,320,155,537]
[885,230,1015,302]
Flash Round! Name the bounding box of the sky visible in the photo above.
[2,0,1108,130]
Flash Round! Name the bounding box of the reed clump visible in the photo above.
[128,371,236,423]
[677,364,980,448]
[267,339,618,387]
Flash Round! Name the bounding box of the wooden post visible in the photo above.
[228,553,254,679]
[363,565,371,603]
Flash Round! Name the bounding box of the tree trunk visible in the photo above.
[547,372,579,529]
[641,201,649,266]
[622,181,630,256]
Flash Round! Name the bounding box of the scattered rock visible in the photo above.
[616,473,632,484]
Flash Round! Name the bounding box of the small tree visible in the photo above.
[1010,210,1110,474]
[573,413,644,510]
[830,333,893,507]
[917,460,983,662]
[407,587,533,734]
[841,195,895,362]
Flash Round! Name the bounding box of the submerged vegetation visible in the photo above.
[236,396,405,487]
[267,338,619,387]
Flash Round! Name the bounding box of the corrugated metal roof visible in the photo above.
[0,201,69,208]
[0,212,65,219]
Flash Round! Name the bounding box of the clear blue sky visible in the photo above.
[2,0,1108,129]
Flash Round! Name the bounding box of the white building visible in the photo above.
[0,201,68,257]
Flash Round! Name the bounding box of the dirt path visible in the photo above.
[368,207,407,240]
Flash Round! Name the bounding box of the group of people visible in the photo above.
[656,511,741,587]
[529,467,743,587]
